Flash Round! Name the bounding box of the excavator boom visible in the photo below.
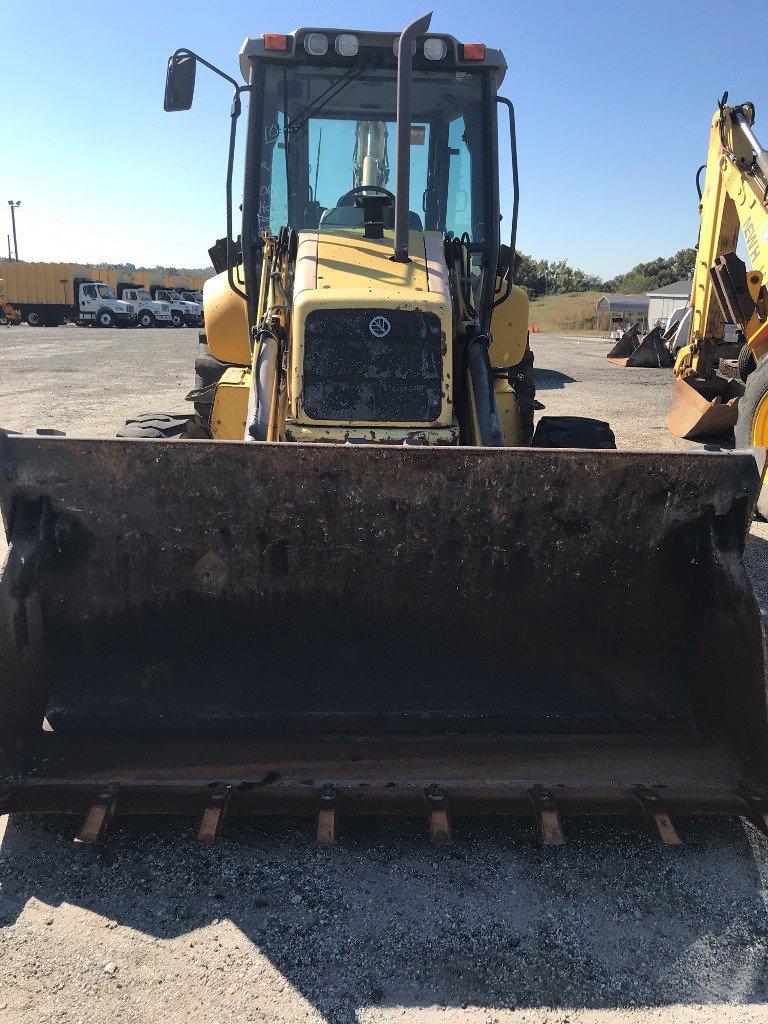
[668,95,768,440]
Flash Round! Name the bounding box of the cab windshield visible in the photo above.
[256,61,489,244]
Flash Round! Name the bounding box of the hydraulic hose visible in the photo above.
[246,324,280,441]
[467,338,505,447]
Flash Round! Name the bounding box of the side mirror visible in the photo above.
[164,50,196,111]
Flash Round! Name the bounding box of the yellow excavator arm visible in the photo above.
[675,96,768,379]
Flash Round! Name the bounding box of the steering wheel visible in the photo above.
[336,186,395,208]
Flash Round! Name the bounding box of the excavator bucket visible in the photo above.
[1,434,768,835]
[606,324,641,364]
[667,375,744,440]
[607,326,673,368]
[624,325,674,368]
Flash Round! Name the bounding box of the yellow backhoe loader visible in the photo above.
[668,94,768,466]
[2,20,768,845]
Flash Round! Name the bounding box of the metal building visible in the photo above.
[646,280,691,330]
[595,293,649,332]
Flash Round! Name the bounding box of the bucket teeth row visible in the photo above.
[1,783,760,846]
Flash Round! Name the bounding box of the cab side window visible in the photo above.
[82,285,97,300]
[446,117,473,239]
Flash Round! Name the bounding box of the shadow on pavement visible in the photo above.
[1,812,767,1022]
[534,368,576,390]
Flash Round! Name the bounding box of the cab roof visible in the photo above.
[239,27,507,85]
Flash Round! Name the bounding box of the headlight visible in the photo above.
[424,37,447,61]
[304,32,328,56]
[335,33,359,57]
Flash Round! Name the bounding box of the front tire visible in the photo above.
[97,309,115,328]
[171,312,184,328]
[116,412,210,439]
[26,310,42,327]
[735,355,768,518]
[531,415,617,449]
[138,310,155,328]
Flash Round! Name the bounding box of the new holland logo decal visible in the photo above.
[368,315,392,338]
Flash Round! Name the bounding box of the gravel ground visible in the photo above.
[1,325,767,1024]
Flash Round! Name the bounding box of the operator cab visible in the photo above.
[240,27,507,316]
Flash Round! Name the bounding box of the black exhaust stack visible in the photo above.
[391,12,432,262]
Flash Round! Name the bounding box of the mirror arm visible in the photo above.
[226,87,248,303]
[492,97,519,310]
[167,48,248,302]
[171,48,240,92]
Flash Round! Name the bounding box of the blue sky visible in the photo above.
[2,0,766,279]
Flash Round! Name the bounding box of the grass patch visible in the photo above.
[528,290,604,333]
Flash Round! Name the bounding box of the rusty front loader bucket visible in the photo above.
[1,434,768,840]
[667,375,744,440]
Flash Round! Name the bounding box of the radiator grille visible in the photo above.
[302,308,444,423]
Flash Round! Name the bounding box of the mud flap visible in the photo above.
[1,435,767,809]
[667,375,744,440]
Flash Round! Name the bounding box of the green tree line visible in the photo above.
[93,261,210,276]
[514,248,696,299]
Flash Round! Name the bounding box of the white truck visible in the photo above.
[115,283,173,328]
[149,285,203,327]
[0,262,137,327]
[178,288,205,325]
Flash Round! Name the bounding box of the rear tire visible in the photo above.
[531,415,617,449]
[735,355,768,518]
[185,339,236,424]
[117,413,210,439]
[26,310,42,326]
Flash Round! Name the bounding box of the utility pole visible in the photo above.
[8,200,20,260]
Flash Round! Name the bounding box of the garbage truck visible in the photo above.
[0,260,137,327]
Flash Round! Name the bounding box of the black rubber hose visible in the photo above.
[467,339,505,447]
